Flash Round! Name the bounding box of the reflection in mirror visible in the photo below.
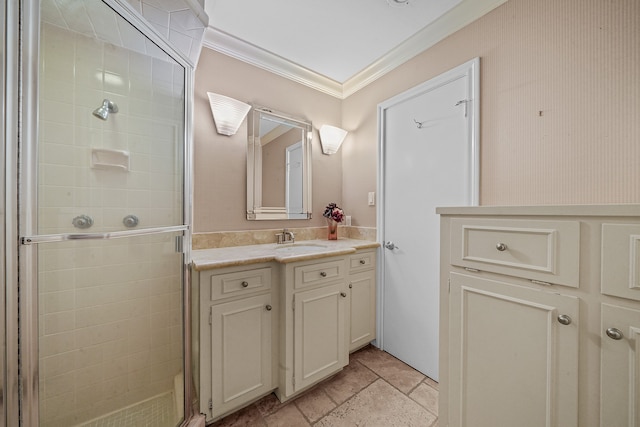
[247,106,312,220]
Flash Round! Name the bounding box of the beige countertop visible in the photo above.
[191,238,380,271]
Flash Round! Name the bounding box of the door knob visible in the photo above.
[340,292,347,298]
[265,304,272,311]
[385,241,399,250]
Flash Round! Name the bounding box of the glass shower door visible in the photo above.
[21,1,191,425]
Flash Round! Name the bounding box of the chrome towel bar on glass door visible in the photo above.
[20,225,189,245]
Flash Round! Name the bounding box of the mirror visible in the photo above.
[247,106,313,220]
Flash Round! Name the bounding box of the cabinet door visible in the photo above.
[294,283,347,392]
[601,303,640,427]
[601,224,640,301]
[210,294,273,418]
[449,273,579,427]
[349,270,376,352]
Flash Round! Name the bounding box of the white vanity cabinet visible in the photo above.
[193,242,379,421]
[438,205,640,427]
[278,257,349,399]
[347,250,377,351]
[196,264,277,421]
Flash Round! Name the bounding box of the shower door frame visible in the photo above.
[11,0,196,425]
[4,0,21,425]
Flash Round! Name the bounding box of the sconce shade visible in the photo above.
[207,92,251,136]
[319,124,348,155]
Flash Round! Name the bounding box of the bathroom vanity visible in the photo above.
[438,205,640,427]
[191,239,378,422]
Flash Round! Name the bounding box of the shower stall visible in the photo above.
[3,0,201,425]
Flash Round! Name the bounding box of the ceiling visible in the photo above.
[202,0,507,98]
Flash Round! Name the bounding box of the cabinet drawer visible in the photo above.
[601,224,640,301]
[450,218,580,287]
[209,267,271,301]
[294,259,346,290]
[349,251,375,273]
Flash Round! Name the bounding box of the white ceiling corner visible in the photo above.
[203,0,508,99]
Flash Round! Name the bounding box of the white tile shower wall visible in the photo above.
[38,23,184,426]
[124,0,207,65]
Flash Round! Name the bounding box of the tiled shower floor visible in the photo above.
[212,345,439,426]
[77,391,177,427]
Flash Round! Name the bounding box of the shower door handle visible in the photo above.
[21,225,189,244]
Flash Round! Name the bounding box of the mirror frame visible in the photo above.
[247,106,313,220]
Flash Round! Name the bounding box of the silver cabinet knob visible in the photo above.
[496,243,507,251]
[606,327,623,340]
[340,292,347,298]
[72,215,93,229]
[241,281,249,288]
[557,314,572,325]
[320,272,327,277]
[359,259,366,265]
[265,304,272,311]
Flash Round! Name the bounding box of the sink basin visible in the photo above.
[275,243,328,253]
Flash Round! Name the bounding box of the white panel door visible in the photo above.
[379,59,479,379]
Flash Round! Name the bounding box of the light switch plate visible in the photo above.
[368,192,375,206]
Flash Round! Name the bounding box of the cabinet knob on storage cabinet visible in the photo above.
[265,304,272,311]
[557,314,572,325]
[496,243,507,251]
[340,292,347,298]
[349,283,353,289]
[359,259,366,265]
[605,327,623,340]
[320,272,327,277]
[241,281,249,287]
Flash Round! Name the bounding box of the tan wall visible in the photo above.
[194,50,343,232]
[343,0,640,226]
[194,0,639,231]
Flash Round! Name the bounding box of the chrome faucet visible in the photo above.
[276,229,295,244]
[284,229,295,243]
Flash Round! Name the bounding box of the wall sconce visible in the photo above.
[319,124,348,155]
[207,92,251,136]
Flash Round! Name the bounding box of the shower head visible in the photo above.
[92,99,118,120]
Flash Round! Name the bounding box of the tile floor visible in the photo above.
[211,345,439,427]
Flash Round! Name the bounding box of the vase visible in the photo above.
[326,219,338,240]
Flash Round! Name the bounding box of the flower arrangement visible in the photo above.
[323,202,344,223]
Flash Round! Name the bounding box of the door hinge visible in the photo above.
[175,235,184,253]
[448,278,451,293]
[208,398,213,411]
[292,296,295,311]
[209,309,212,325]
[292,374,295,387]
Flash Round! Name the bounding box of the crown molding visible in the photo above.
[202,0,508,99]
[342,0,508,98]
[203,28,344,98]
